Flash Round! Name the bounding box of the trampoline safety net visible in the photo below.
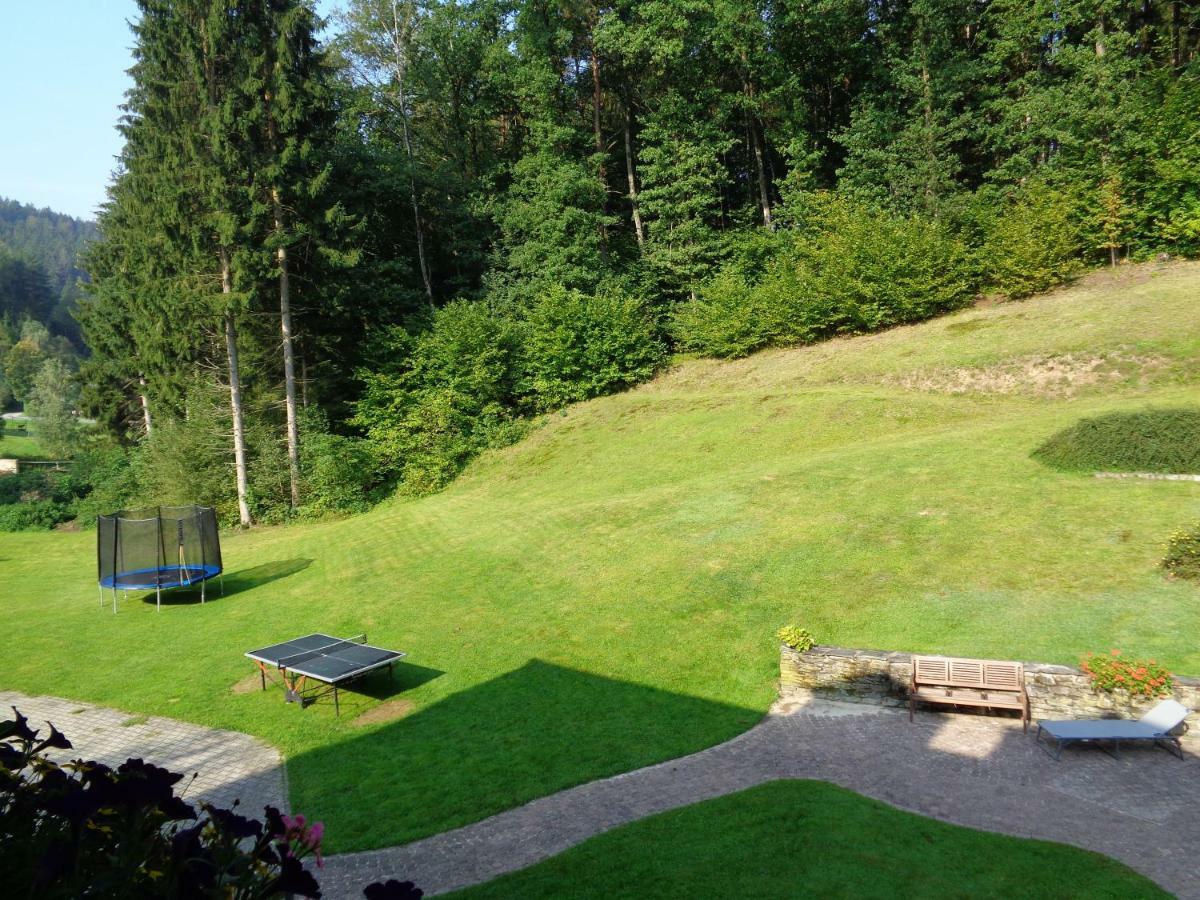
[97,506,222,608]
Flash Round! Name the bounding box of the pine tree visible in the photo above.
[253,0,340,509]
[638,91,731,300]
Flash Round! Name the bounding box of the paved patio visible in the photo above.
[4,690,1195,898]
[319,697,1200,898]
[0,690,286,815]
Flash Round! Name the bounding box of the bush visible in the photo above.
[788,193,978,336]
[67,446,138,526]
[982,183,1084,298]
[1032,407,1200,473]
[1080,650,1173,698]
[389,388,525,496]
[1162,523,1200,581]
[0,469,48,505]
[132,390,237,517]
[674,193,977,358]
[523,286,665,409]
[672,272,779,359]
[354,303,528,495]
[298,409,376,515]
[0,499,71,531]
[777,625,815,652]
[0,709,423,899]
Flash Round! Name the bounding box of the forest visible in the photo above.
[8,0,1200,528]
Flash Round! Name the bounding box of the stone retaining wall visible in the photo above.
[780,644,1200,721]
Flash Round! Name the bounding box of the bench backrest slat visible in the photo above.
[913,655,1024,691]
[915,657,949,683]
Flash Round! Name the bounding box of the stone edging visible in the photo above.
[780,644,1200,721]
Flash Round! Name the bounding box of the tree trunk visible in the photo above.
[138,376,153,435]
[749,116,773,229]
[589,31,609,254]
[740,60,772,230]
[300,350,309,408]
[1171,1,1181,69]
[623,106,645,249]
[391,0,433,302]
[399,110,433,301]
[273,189,302,509]
[221,251,252,528]
[590,35,607,188]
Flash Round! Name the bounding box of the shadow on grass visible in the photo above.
[133,561,312,609]
[223,558,314,595]
[135,559,314,606]
[287,660,762,852]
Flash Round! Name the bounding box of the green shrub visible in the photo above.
[354,302,526,493]
[674,193,977,358]
[982,182,1084,298]
[672,273,781,359]
[1032,407,1200,473]
[0,499,71,531]
[1162,523,1200,581]
[524,286,665,410]
[131,393,236,519]
[66,446,138,525]
[777,625,815,652]
[0,470,49,505]
[391,388,499,496]
[298,410,375,515]
[1080,650,1173,698]
[788,193,978,336]
[408,301,526,409]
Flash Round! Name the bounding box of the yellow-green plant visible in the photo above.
[777,625,815,652]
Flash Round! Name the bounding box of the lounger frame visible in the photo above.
[1035,723,1184,761]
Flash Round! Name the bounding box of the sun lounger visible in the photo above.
[1036,699,1190,760]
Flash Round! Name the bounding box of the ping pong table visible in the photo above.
[245,633,405,716]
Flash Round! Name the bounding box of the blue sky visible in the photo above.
[0,1,337,222]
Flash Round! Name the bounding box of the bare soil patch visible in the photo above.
[230,673,263,695]
[353,698,416,727]
[886,351,1170,398]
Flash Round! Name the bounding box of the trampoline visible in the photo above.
[97,506,223,612]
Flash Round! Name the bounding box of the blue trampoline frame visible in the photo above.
[99,564,223,610]
[99,564,222,591]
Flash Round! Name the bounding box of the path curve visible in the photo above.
[319,698,1200,899]
[0,690,287,815]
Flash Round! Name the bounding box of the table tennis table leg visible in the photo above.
[334,686,340,717]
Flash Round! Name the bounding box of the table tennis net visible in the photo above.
[276,634,368,669]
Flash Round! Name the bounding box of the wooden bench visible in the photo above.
[909,655,1029,732]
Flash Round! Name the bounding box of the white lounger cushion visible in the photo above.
[1139,699,1190,734]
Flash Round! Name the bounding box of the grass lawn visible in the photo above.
[0,426,44,459]
[0,262,1198,854]
[447,780,1167,899]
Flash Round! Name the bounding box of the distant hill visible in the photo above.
[0,199,97,348]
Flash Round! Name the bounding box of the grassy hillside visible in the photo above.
[1,427,44,459]
[1,262,1198,853]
